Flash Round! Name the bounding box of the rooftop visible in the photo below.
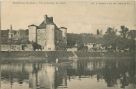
[38,15,55,29]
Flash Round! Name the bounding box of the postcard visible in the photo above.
[0,0,135,89]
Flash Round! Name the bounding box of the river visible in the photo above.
[0,58,135,89]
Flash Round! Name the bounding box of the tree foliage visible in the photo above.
[66,26,135,52]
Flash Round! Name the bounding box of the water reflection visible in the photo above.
[0,58,135,89]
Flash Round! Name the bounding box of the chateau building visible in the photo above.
[28,15,67,51]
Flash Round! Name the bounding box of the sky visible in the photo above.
[1,0,136,34]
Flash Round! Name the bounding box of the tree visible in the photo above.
[103,27,118,51]
[97,29,100,35]
[32,42,42,51]
[67,33,83,48]
[120,26,129,39]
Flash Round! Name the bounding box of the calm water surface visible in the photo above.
[0,58,135,89]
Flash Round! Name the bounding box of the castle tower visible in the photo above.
[44,15,54,24]
[28,25,37,43]
[45,25,55,51]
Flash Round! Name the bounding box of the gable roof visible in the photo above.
[38,21,47,29]
[38,15,55,29]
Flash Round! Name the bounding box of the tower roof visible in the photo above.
[38,15,55,29]
[28,24,37,27]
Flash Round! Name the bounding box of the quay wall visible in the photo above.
[0,51,134,59]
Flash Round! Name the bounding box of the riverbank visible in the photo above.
[0,51,135,61]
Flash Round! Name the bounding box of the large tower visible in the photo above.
[28,25,37,43]
[45,25,55,51]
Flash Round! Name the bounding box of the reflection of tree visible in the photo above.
[0,60,135,89]
[0,64,29,87]
[120,73,129,88]
[65,59,136,88]
[102,61,119,87]
[128,59,136,87]
[77,60,88,77]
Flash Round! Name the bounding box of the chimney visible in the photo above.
[50,17,53,23]
[44,14,48,23]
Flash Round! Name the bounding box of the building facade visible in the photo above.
[1,28,29,51]
[28,15,67,51]
[1,30,9,44]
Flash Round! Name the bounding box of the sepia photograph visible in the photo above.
[0,0,136,89]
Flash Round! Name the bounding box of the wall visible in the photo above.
[24,44,33,51]
[28,25,37,42]
[1,30,9,44]
[45,25,55,51]
[67,48,77,51]
[17,30,29,43]
[1,44,22,51]
[37,29,46,49]
[59,27,67,49]
[1,44,33,51]
[12,29,29,43]
[55,28,63,50]
[37,26,65,51]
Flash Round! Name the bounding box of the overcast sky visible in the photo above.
[1,0,136,34]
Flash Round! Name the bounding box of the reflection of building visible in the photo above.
[0,60,135,89]
[28,15,67,51]
[29,64,55,89]
[55,66,67,89]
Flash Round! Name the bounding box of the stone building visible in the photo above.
[14,29,29,43]
[1,30,9,44]
[1,27,29,51]
[7,26,29,44]
[59,27,67,49]
[28,15,67,51]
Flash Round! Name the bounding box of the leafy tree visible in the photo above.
[32,42,42,51]
[97,29,100,35]
[103,27,118,51]
[67,33,83,48]
[120,26,129,39]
